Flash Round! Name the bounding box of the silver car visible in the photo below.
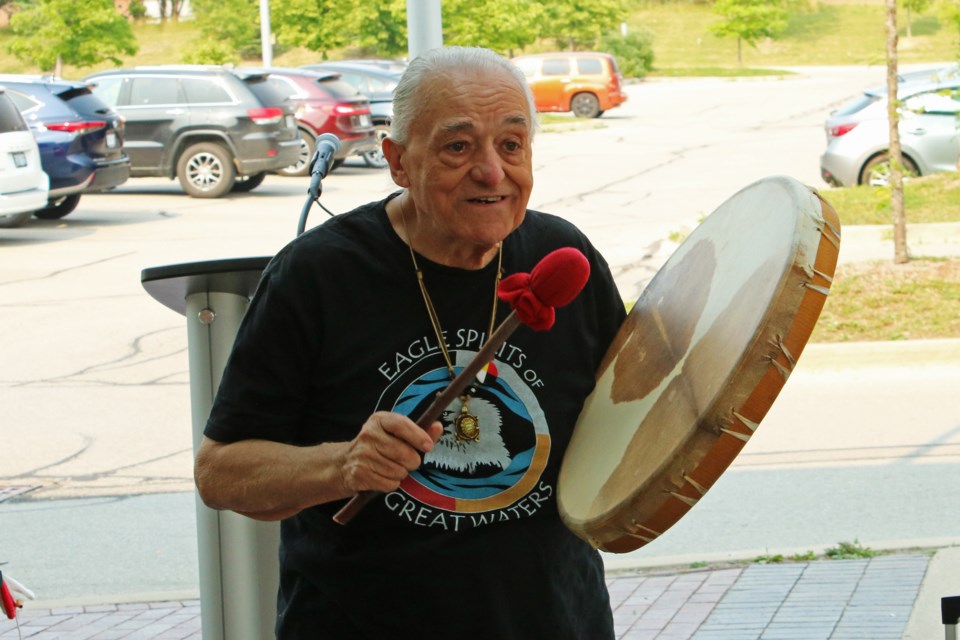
[820,72,960,186]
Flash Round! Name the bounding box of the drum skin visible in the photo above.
[558,176,841,553]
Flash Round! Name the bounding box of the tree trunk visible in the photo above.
[54,55,62,79]
[885,0,909,264]
[736,37,742,66]
[906,7,912,38]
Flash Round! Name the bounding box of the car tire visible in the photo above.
[231,172,267,193]
[859,153,920,187]
[177,142,236,198]
[278,131,314,178]
[362,124,390,169]
[0,211,33,228]
[571,92,601,119]
[34,194,81,220]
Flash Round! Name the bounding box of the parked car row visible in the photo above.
[821,64,960,187]
[0,62,406,228]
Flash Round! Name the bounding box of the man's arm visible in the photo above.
[194,412,443,521]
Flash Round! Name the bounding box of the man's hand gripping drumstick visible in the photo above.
[333,247,592,525]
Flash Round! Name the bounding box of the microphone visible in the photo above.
[307,133,341,200]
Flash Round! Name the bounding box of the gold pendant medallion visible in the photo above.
[454,405,480,443]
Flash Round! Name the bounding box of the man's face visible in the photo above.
[385,66,534,255]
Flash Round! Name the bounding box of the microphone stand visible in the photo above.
[297,148,335,236]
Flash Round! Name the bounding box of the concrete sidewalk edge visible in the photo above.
[904,545,960,639]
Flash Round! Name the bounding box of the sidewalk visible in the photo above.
[2,549,954,639]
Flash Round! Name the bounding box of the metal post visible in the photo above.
[186,290,280,640]
[943,596,960,640]
[406,0,443,60]
[260,0,273,67]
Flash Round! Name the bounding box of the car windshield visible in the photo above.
[315,77,364,100]
[0,93,28,132]
[243,76,290,106]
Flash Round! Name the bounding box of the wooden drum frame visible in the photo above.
[558,176,841,553]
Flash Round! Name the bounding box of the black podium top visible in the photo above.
[141,257,272,316]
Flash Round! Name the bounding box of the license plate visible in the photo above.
[358,114,371,127]
[12,151,26,168]
[106,132,117,148]
[285,115,296,129]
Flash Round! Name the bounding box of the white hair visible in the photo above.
[390,46,538,146]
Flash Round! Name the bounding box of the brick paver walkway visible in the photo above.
[1,554,929,639]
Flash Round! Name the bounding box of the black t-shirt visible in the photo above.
[206,195,627,639]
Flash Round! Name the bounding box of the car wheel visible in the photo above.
[362,124,390,169]
[571,92,601,119]
[0,211,33,228]
[859,153,920,187]
[278,131,314,178]
[34,194,81,220]
[177,142,236,198]
[231,172,267,193]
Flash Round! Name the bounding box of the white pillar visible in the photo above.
[260,0,273,67]
[406,0,443,60]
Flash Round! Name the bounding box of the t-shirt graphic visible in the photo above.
[377,346,553,527]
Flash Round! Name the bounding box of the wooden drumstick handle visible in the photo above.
[332,314,523,525]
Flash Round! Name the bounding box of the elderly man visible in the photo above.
[195,46,626,639]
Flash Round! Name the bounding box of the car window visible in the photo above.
[833,94,877,117]
[543,59,571,76]
[182,77,232,104]
[263,76,300,100]
[333,72,369,94]
[6,89,42,115]
[62,89,114,117]
[89,77,124,107]
[130,77,182,106]
[577,58,603,75]
[512,58,540,79]
[365,75,398,93]
[0,93,27,133]
[904,88,960,115]
[315,78,363,100]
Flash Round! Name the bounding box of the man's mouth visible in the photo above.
[469,196,505,204]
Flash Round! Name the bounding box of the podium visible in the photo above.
[142,257,278,640]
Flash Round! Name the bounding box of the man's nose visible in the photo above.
[470,146,505,185]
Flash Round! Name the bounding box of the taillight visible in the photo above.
[247,107,283,125]
[333,104,367,116]
[829,123,858,137]
[46,120,107,134]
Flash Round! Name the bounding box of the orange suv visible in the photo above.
[511,52,628,119]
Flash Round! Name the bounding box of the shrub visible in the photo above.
[603,27,656,79]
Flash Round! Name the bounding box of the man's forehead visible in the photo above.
[438,113,530,134]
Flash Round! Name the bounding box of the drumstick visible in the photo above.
[333,247,592,525]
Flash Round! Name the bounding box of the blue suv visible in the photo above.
[0,75,130,219]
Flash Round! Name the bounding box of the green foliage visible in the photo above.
[543,0,627,50]
[271,0,353,58]
[351,0,407,58]
[445,0,543,56]
[825,540,877,559]
[7,0,138,72]
[185,0,259,64]
[603,27,655,78]
[754,553,785,564]
[709,0,790,48]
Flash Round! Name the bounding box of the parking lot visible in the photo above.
[1,66,903,502]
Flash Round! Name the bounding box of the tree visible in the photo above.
[186,0,260,64]
[7,0,138,76]
[542,0,626,51]
[885,0,909,264]
[902,0,932,37]
[709,0,789,66]
[270,0,354,59]
[351,0,408,58]
[445,0,543,56]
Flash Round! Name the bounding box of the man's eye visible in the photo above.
[504,140,521,152]
[447,141,467,153]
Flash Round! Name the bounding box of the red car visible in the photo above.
[238,67,378,176]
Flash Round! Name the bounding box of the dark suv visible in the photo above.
[0,75,130,219]
[84,66,301,198]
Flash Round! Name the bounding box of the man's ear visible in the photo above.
[382,137,409,188]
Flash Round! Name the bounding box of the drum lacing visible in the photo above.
[719,411,759,442]
[668,473,709,508]
[767,334,796,380]
[620,521,662,543]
